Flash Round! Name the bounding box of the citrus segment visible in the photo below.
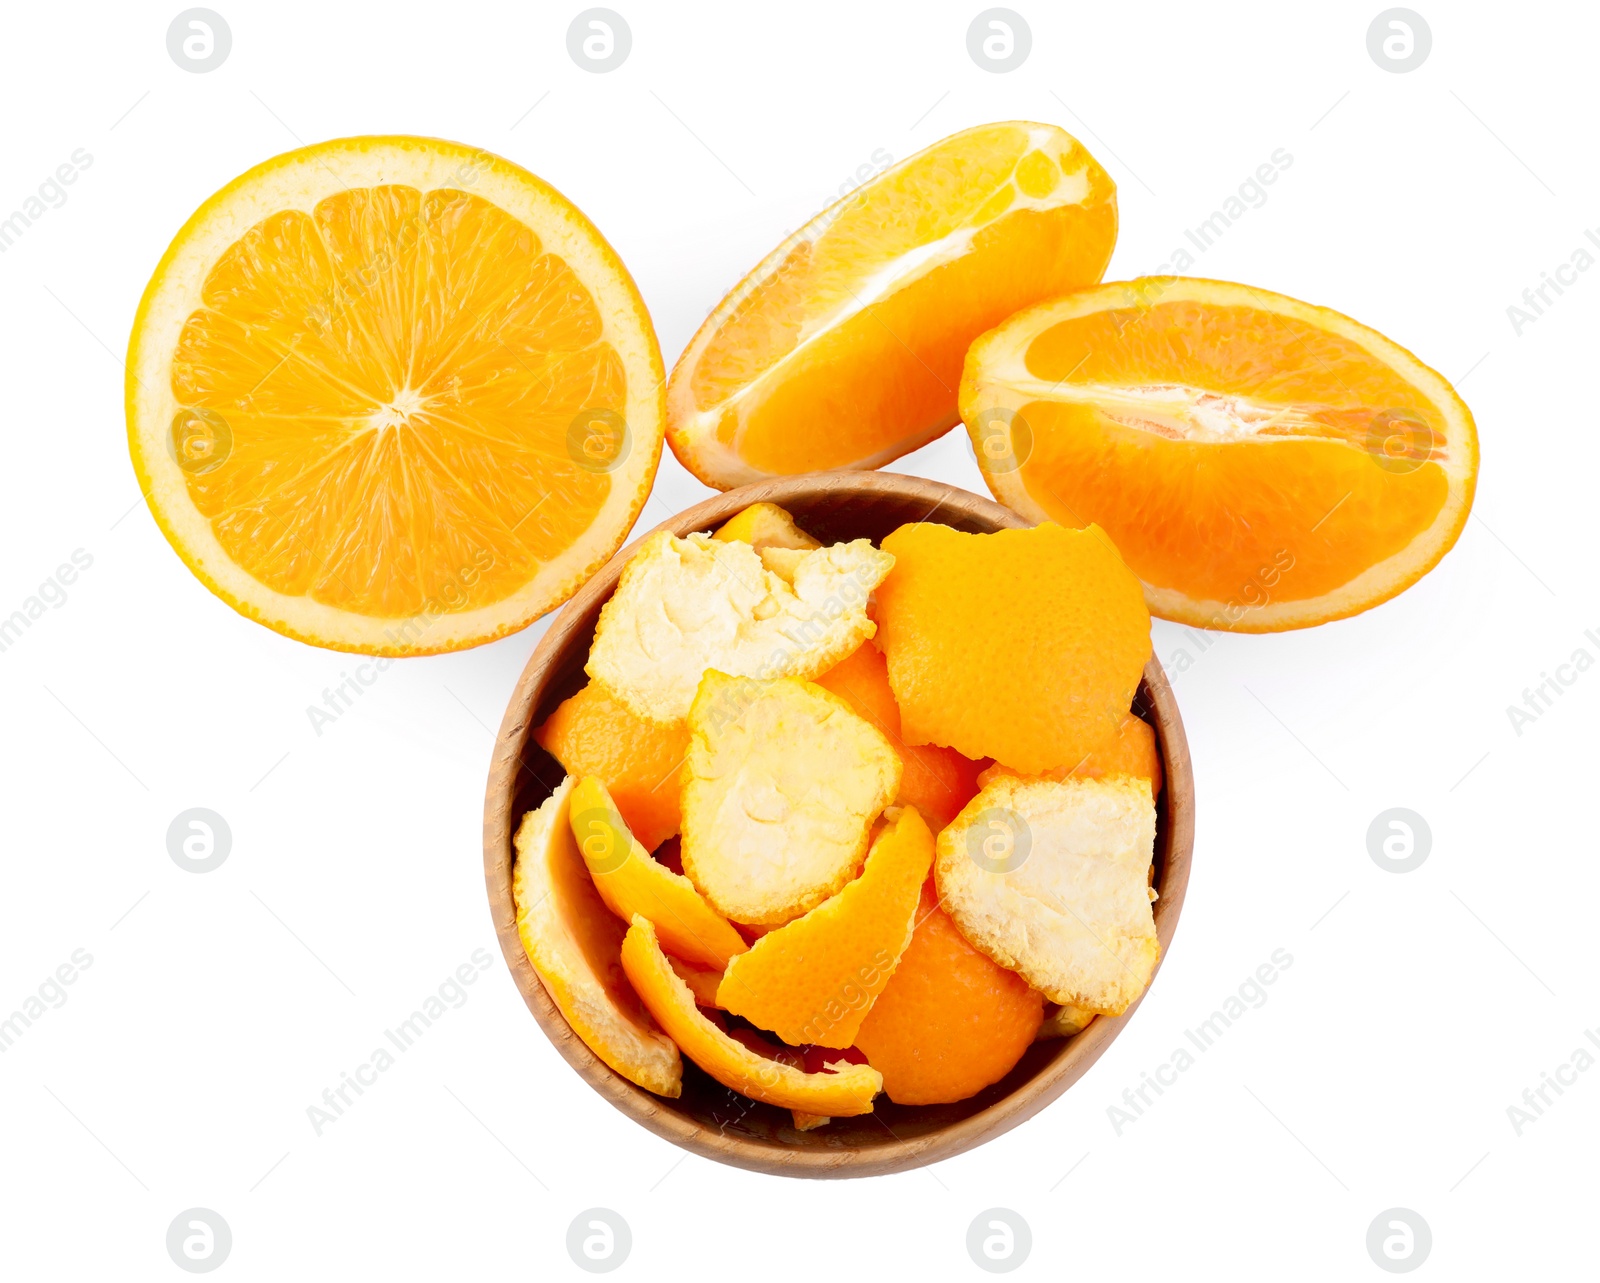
[586,531,893,723]
[978,711,1162,796]
[619,916,883,1114]
[535,681,688,852]
[681,673,902,925]
[667,122,1116,486]
[854,877,1044,1105]
[512,778,681,1096]
[127,136,665,654]
[712,502,821,552]
[717,806,934,1048]
[874,522,1150,775]
[935,775,1158,1014]
[962,277,1479,630]
[567,776,748,970]
[816,642,986,830]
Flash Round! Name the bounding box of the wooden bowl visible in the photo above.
[483,471,1194,1178]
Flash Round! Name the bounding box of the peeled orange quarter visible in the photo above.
[962,277,1479,631]
[127,136,665,654]
[668,121,1116,487]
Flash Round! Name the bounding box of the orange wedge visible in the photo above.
[512,779,681,1096]
[127,136,665,654]
[535,682,689,853]
[816,642,986,830]
[620,916,883,1114]
[667,122,1116,487]
[874,522,1151,775]
[717,806,934,1048]
[568,776,748,970]
[962,278,1479,631]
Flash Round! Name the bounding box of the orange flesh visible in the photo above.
[1013,301,1449,605]
[171,186,624,617]
[690,126,1115,474]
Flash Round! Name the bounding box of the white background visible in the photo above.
[1,0,1594,1277]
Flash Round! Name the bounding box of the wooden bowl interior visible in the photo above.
[486,473,1193,1176]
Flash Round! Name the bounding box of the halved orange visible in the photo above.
[127,136,665,654]
[667,122,1116,487]
[961,278,1478,631]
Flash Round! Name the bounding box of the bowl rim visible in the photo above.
[482,470,1195,1178]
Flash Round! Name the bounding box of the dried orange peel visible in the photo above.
[568,776,747,970]
[875,521,1151,775]
[717,806,933,1048]
[512,778,681,1096]
[620,916,883,1116]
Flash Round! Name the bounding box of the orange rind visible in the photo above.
[619,916,883,1115]
[682,672,901,925]
[568,776,748,970]
[717,806,934,1048]
[512,778,681,1096]
[874,522,1151,775]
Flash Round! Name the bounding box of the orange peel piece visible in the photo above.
[712,502,821,552]
[874,521,1150,775]
[682,672,902,925]
[512,778,681,1096]
[619,915,883,1115]
[535,681,689,853]
[817,641,985,830]
[717,806,934,1048]
[978,711,1162,797]
[667,955,727,1008]
[568,776,747,970]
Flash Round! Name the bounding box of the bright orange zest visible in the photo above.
[874,522,1151,775]
[816,642,985,829]
[717,807,934,1048]
[979,711,1162,796]
[855,878,1044,1105]
[962,278,1478,630]
[568,776,747,970]
[620,916,883,1116]
[536,681,689,852]
[667,122,1116,486]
